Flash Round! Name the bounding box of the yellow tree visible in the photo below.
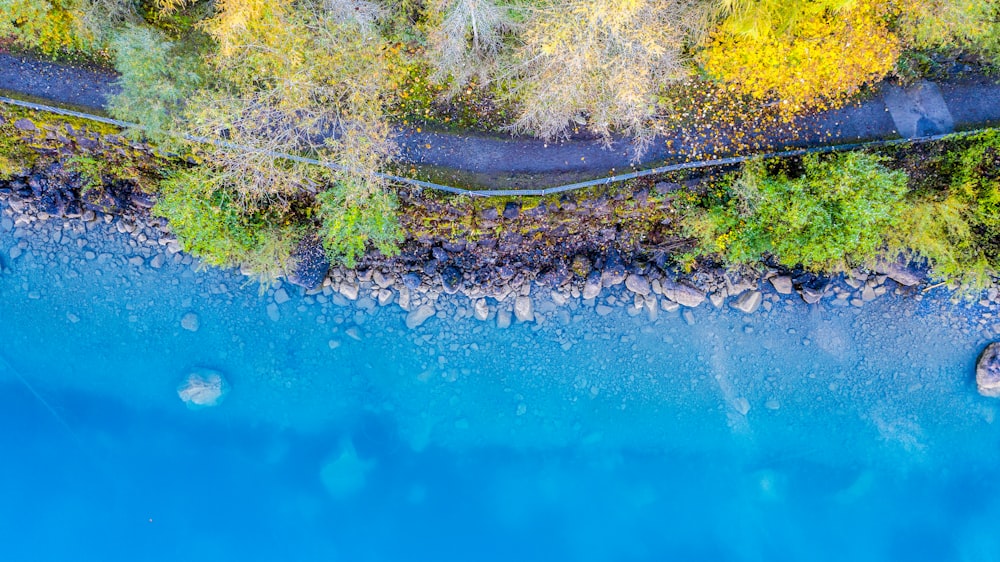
[700,0,901,113]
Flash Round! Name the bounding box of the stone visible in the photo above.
[266,302,280,322]
[769,275,793,294]
[339,282,359,301]
[177,369,229,408]
[514,296,534,323]
[582,270,602,300]
[9,247,22,260]
[600,251,627,288]
[13,118,36,132]
[405,304,436,329]
[731,290,762,314]
[861,285,877,302]
[440,265,463,294]
[660,299,680,313]
[373,270,393,289]
[401,273,422,290]
[286,235,330,290]
[624,274,650,296]
[274,287,290,304]
[497,309,512,329]
[502,202,521,220]
[474,299,489,321]
[875,257,923,287]
[662,279,705,308]
[799,286,824,304]
[149,253,165,269]
[377,289,394,307]
[180,312,200,332]
[976,342,1000,397]
[129,191,156,209]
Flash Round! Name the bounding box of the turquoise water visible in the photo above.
[3,214,1000,561]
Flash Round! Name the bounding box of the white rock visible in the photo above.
[474,299,489,321]
[514,296,534,323]
[177,369,229,408]
[662,280,706,308]
[180,312,200,332]
[732,290,762,314]
[339,282,359,301]
[769,275,793,294]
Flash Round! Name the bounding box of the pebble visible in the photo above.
[266,302,280,322]
[274,287,290,304]
[9,247,22,259]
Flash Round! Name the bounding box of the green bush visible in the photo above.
[317,176,404,268]
[685,152,909,270]
[153,166,301,283]
[893,130,1000,285]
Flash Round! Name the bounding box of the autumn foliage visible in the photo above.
[700,0,901,113]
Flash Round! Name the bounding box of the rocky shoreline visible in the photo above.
[1,153,973,334]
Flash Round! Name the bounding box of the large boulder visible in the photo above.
[661,279,706,308]
[976,343,1000,398]
[876,257,924,287]
[177,369,229,408]
[287,235,330,290]
[514,296,535,323]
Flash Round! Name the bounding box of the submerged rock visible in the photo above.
[406,304,436,329]
[180,312,200,332]
[177,369,229,408]
[320,440,375,500]
[976,342,1000,398]
[731,290,762,314]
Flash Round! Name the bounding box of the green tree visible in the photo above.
[686,153,909,270]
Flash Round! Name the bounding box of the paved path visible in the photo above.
[3,51,1000,189]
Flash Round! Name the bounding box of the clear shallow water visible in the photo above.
[3,214,1000,561]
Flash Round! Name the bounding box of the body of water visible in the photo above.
[2,206,1000,561]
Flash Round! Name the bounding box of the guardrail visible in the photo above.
[0,95,982,198]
